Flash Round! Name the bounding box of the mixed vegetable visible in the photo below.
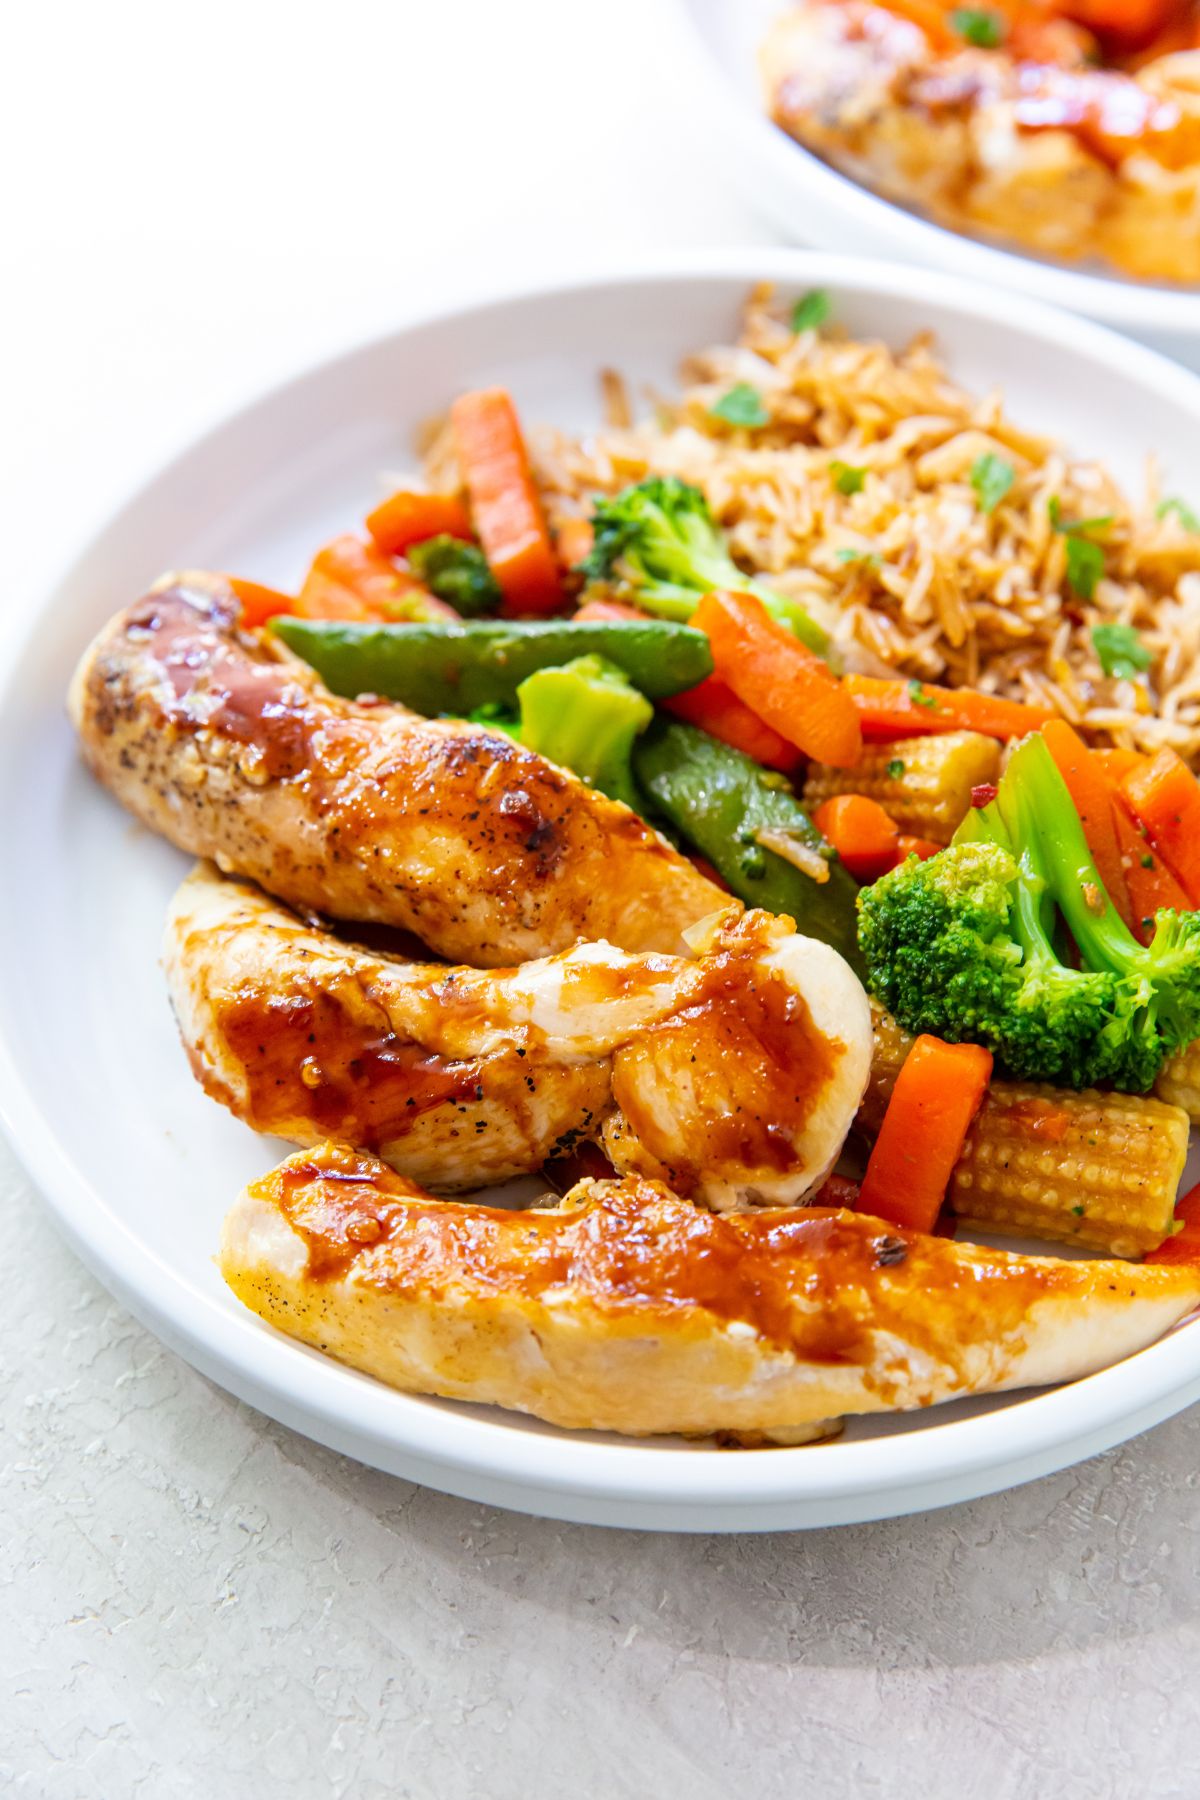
[227,349,1200,1268]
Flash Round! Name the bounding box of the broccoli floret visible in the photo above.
[503,654,652,812]
[858,732,1200,1092]
[581,477,831,657]
[407,535,501,616]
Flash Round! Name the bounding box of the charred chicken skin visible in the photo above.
[69,572,721,967]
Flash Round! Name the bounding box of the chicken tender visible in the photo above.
[220,1142,1200,1440]
[165,863,872,1207]
[69,573,722,966]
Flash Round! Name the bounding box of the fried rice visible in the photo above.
[425,285,1200,763]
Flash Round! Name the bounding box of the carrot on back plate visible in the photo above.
[662,674,800,774]
[858,1034,993,1234]
[1041,719,1134,930]
[1120,749,1200,907]
[693,589,862,768]
[365,490,472,556]
[450,388,562,616]
[811,794,899,882]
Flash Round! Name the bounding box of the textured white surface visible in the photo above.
[5,0,1200,1790]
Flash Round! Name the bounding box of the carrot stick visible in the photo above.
[858,1034,993,1234]
[227,577,296,629]
[297,536,455,623]
[1041,719,1134,930]
[365,490,472,556]
[811,795,900,882]
[1111,795,1191,943]
[693,590,862,768]
[554,516,595,571]
[1120,749,1200,907]
[892,834,942,865]
[662,675,801,774]
[844,674,1055,742]
[450,389,562,616]
[1146,1179,1200,1264]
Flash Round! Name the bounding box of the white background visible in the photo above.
[5,3,1200,1795]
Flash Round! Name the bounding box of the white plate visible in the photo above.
[676,0,1200,360]
[4,251,1200,1532]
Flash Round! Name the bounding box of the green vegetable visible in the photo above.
[710,383,770,429]
[509,656,652,811]
[1158,497,1200,533]
[858,732,1200,1091]
[970,452,1014,515]
[581,476,830,655]
[907,679,937,710]
[831,461,866,496]
[950,7,1006,46]
[835,547,881,568]
[1050,496,1112,600]
[791,290,831,333]
[1092,621,1153,680]
[271,615,713,713]
[886,758,906,780]
[633,719,863,973]
[406,536,500,616]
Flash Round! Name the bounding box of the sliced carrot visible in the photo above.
[811,795,900,883]
[554,516,595,571]
[1092,748,1147,784]
[858,1034,993,1235]
[844,674,1055,743]
[365,489,471,556]
[892,834,942,865]
[574,597,649,623]
[297,535,455,623]
[1041,719,1134,930]
[1111,794,1192,943]
[1120,749,1200,907]
[693,590,862,768]
[662,675,801,775]
[1146,1179,1200,1264]
[450,388,562,616]
[227,577,296,629]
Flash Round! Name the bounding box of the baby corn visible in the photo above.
[1156,1039,1200,1122]
[803,731,1000,844]
[951,1083,1187,1259]
[858,1006,1187,1257]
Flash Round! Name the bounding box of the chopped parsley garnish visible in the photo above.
[791,289,832,333]
[1141,852,1156,869]
[950,7,1006,45]
[970,452,1014,516]
[886,758,906,779]
[831,460,866,496]
[907,679,937,709]
[1071,1204,1085,1217]
[710,383,770,429]
[1157,496,1200,533]
[1092,620,1152,681]
[1049,497,1112,600]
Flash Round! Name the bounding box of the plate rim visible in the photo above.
[6,246,1200,1528]
[672,0,1200,338]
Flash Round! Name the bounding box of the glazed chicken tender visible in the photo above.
[69,573,721,966]
[220,1143,1200,1440]
[165,863,872,1208]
